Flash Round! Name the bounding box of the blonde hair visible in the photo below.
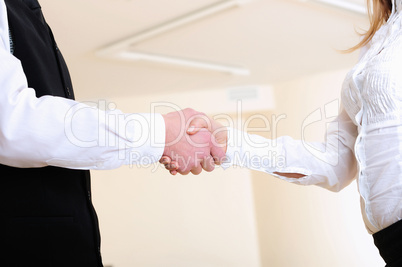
[346,0,393,52]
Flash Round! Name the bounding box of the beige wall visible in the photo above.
[91,69,385,267]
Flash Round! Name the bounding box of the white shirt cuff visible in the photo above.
[123,113,165,166]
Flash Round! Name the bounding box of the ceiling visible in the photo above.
[39,0,369,100]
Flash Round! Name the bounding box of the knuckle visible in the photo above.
[184,108,195,114]
[206,166,215,172]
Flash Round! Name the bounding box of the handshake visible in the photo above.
[161,108,228,175]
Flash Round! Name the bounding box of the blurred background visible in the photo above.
[40,0,384,266]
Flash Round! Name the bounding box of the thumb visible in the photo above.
[187,117,211,135]
[210,145,226,165]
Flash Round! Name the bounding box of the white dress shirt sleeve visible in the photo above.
[223,107,358,192]
[0,1,165,170]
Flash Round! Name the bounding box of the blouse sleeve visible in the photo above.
[222,107,358,192]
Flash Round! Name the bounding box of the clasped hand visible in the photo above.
[161,108,227,175]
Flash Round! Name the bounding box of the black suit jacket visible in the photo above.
[1,1,102,266]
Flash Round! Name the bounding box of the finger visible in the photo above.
[179,170,191,175]
[179,163,194,175]
[187,117,212,135]
[210,141,226,165]
[170,170,178,175]
[190,164,203,175]
[160,156,172,165]
[211,126,228,154]
[176,156,197,174]
[165,163,178,171]
[201,156,215,172]
[171,161,179,170]
[164,161,179,171]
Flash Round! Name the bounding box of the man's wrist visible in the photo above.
[129,113,165,163]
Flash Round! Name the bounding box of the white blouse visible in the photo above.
[225,0,402,234]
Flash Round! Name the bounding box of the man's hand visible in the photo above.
[161,109,226,175]
[161,112,228,175]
